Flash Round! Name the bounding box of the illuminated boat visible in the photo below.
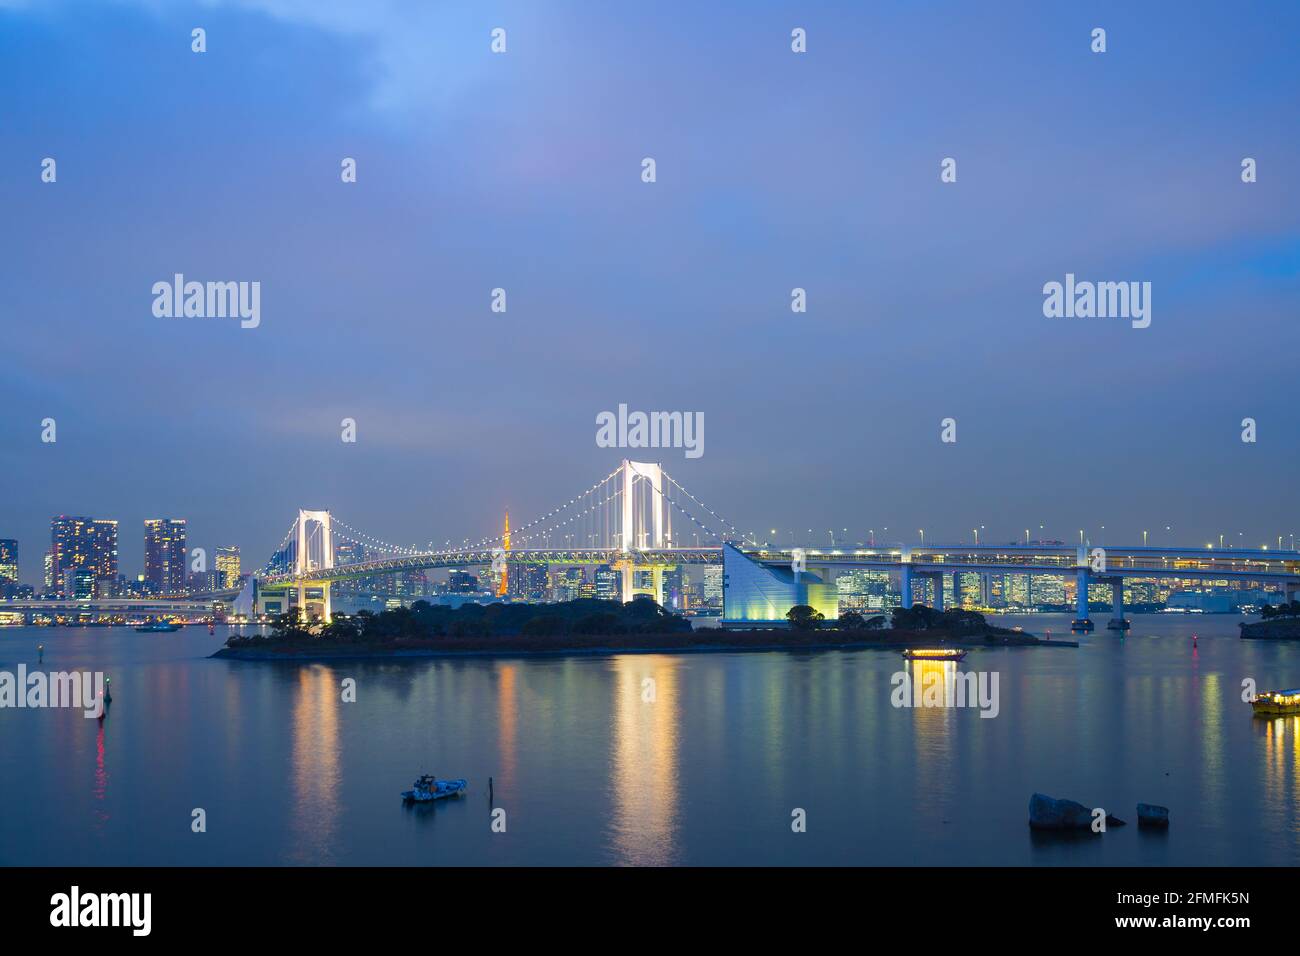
[901,648,967,662]
[135,621,181,632]
[1250,689,1300,716]
[401,775,468,803]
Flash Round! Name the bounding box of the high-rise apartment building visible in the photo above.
[144,519,187,594]
[50,516,118,596]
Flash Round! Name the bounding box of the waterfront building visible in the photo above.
[720,544,837,626]
[510,563,548,601]
[332,542,369,596]
[71,567,96,600]
[188,569,221,593]
[662,566,686,610]
[956,571,983,608]
[51,516,118,597]
[1033,574,1067,606]
[144,519,187,594]
[1087,581,1112,606]
[702,565,723,607]
[215,546,241,589]
[594,564,620,601]
[0,539,16,585]
[1005,573,1030,607]
[447,569,479,593]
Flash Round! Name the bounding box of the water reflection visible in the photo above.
[289,665,341,864]
[8,618,1300,866]
[92,720,109,829]
[909,660,956,818]
[1257,714,1300,837]
[609,655,680,865]
[496,663,518,789]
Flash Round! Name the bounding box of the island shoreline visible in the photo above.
[211,632,1078,662]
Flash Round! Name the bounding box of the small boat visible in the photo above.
[401,775,469,803]
[135,621,181,633]
[901,648,967,662]
[1251,689,1300,716]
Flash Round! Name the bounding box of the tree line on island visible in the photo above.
[786,603,992,632]
[230,596,693,647]
[227,597,1000,649]
[1259,601,1300,620]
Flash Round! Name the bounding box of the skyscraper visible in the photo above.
[50,516,118,596]
[215,546,241,589]
[594,565,620,601]
[0,539,17,585]
[144,519,187,594]
[702,565,723,607]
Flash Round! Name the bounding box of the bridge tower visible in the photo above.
[295,509,334,623]
[616,460,673,604]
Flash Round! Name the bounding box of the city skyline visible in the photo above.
[1,2,1297,587]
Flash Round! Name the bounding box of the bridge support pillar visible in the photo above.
[900,563,913,609]
[1109,579,1124,623]
[932,574,943,612]
[1072,568,1092,630]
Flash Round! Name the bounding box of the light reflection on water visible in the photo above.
[2,614,1300,865]
[290,665,341,864]
[609,655,680,865]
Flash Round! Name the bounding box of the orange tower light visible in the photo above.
[498,510,510,597]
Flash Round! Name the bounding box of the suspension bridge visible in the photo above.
[245,460,740,620]
[240,459,1300,628]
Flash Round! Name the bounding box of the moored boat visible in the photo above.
[401,774,469,802]
[135,621,181,632]
[901,648,967,662]
[1251,689,1300,716]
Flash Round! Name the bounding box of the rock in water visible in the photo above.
[1028,792,1095,830]
[1137,803,1170,828]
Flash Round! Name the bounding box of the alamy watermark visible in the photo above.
[1042,273,1150,329]
[596,404,704,459]
[152,274,260,329]
[0,666,105,718]
[50,886,151,936]
[891,668,1000,718]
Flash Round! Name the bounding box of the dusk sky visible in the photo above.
[1,0,1297,581]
